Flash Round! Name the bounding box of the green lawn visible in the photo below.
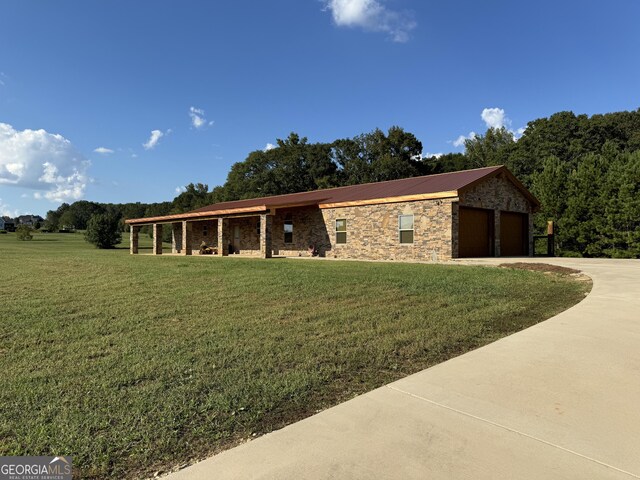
[0,231,590,479]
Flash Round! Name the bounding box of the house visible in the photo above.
[17,215,44,227]
[125,165,540,261]
[0,216,15,232]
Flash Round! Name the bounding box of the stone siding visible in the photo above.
[253,202,454,261]
[171,220,218,254]
[322,200,454,261]
[459,173,532,213]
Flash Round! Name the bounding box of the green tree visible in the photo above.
[333,126,423,184]
[561,153,607,256]
[85,214,122,249]
[464,127,515,170]
[530,156,569,234]
[16,225,34,241]
[171,183,211,213]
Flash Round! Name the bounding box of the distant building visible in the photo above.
[17,215,44,227]
[0,216,16,231]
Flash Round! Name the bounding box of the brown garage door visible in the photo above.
[459,207,494,257]
[500,211,528,256]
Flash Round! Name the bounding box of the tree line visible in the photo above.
[44,109,640,257]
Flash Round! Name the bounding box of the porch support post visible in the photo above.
[494,209,501,257]
[218,217,229,256]
[153,224,163,255]
[182,221,192,256]
[130,225,139,254]
[172,223,182,254]
[260,214,272,258]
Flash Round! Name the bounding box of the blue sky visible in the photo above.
[1,0,639,217]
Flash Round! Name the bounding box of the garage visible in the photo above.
[500,211,529,256]
[458,207,494,258]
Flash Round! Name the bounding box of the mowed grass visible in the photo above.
[0,232,590,478]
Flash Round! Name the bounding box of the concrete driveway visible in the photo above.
[166,258,640,480]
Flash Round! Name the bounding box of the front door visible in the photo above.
[233,225,241,252]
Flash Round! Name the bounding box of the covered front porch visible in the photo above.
[128,212,274,258]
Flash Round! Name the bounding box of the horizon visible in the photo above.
[1,0,639,217]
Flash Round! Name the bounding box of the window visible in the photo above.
[256,219,260,236]
[284,214,293,243]
[335,219,347,244]
[203,224,208,237]
[399,215,414,244]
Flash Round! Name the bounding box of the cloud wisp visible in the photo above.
[0,123,90,202]
[189,106,214,130]
[452,132,477,148]
[93,147,114,154]
[324,0,416,43]
[143,129,169,150]
[481,108,509,129]
[264,143,277,151]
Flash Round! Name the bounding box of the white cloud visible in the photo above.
[0,123,90,202]
[452,132,477,148]
[324,0,416,43]
[0,198,19,217]
[143,129,165,150]
[189,106,214,130]
[93,147,114,154]
[264,143,277,151]
[423,152,443,159]
[481,108,510,129]
[175,186,186,194]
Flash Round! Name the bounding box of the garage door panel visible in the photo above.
[500,211,528,256]
[459,207,494,258]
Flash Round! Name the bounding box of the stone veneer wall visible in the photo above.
[226,217,261,255]
[255,202,454,261]
[171,220,218,254]
[321,200,454,261]
[458,172,535,256]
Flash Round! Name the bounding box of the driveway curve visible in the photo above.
[167,258,640,480]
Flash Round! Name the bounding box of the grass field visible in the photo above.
[0,231,590,478]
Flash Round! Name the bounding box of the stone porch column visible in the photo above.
[218,218,229,256]
[182,221,192,255]
[451,202,459,258]
[172,223,183,254]
[153,224,163,255]
[130,225,139,254]
[260,214,272,258]
[494,209,501,257]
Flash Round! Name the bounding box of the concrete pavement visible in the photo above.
[166,258,640,480]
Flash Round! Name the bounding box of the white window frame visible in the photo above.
[398,214,414,244]
[335,218,347,244]
[284,214,293,244]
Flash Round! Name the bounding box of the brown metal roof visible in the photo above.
[126,165,539,224]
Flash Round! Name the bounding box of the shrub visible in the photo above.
[85,214,122,249]
[0,230,7,234]
[16,225,34,241]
